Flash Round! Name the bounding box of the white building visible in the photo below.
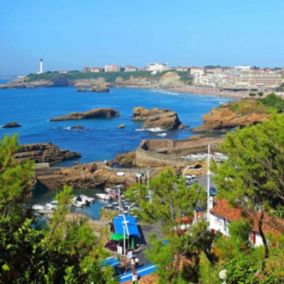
[209,199,284,247]
[124,65,138,72]
[104,64,121,72]
[190,67,205,85]
[146,63,170,72]
[235,65,251,71]
[39,58,43,74]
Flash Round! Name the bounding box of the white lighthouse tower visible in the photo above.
[39,58,43,74]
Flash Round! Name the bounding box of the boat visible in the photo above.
[72,195,95,208]
[105,187,113,194]
[96,193,111,200]
[32,204,45,211]
[45,200,58,211]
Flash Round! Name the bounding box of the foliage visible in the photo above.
[276,82,284,92]
[0,136,116,283]
[259,93,284,113]
[214,114,284,266]
[224,256,260,284]
[26,70,193,86]
[214,114,284,215]
[228,99,269,115]
[126,168,206,234]
[126,169,210,283]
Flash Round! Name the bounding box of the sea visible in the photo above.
[0,84,231,218]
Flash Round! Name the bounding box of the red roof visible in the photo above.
[211,199,284,236]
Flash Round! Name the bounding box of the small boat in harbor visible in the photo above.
[72,195,95,207]
[96,193,111,200]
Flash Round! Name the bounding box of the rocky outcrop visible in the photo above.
[193,101,270,132]
[15,143,80,165]
[0,79,53,89]
[35,163,136,190]
[2,122,21,128]
[70,125,85,130]
[50,108,119,121]
[132,107,183,130]
[75,79,109,93]
[114,151,136,167]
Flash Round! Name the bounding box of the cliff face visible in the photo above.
[15,143,80,165]
[132,107,183,130]
[115,71,187,88]
[74,78,109,92]
[193,100,270,132]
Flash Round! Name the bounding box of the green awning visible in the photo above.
[111,233,129,241]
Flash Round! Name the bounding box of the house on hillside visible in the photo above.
[209,199,284,246]
[124,65,138,72]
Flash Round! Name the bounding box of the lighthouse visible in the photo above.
[39,58,43,74]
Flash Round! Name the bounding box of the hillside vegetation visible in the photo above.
[26,70,193,86]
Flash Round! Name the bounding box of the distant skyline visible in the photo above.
[1,0,284,75]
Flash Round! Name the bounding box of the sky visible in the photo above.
[0,0,284,75]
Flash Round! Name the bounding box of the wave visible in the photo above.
[150,89,180,96]
[157,132,167,137]
[136,127,164,133]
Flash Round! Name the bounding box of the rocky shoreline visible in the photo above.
[0,72,251,99]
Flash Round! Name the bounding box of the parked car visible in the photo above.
[185,175,197,185]
[210,186,217,196]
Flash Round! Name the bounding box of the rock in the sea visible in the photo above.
[77,86,109,93]
[193,100,270,132]
[117,124,125,129]
[14,143,81,165]
[70,125,85,130]
[132,107,183,130]
[114,151,136,167]
[50,108,119,121]
[2,122,21,128]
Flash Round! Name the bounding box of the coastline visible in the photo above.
[114,84,247,99]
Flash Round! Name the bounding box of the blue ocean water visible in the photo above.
[0,87,230,163]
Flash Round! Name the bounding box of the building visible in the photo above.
[124,65,138,72]
[104,64,121,72]
[146,63,170,72]
[190,67,205,85]
[39,58,43,74]
[223,69,282,90]
[175,66,189,72]
[189,66,282,90]
[209,199,284,246]
[82,66,103,73]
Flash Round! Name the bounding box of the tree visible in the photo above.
[0,136,116,283]
[126,168,210,283]
[214,115,284,263]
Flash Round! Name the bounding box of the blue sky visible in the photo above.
[1,0,284,75]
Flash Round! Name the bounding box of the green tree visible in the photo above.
[126,168,210,283]
[214,115,284,262]
[0,136,116,283]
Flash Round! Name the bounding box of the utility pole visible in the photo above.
[207,144,211,222]
[147,168,152,204]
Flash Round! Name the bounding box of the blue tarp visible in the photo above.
[113,214,140,237]
[102,256,120,267]
[119,264,157,283]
